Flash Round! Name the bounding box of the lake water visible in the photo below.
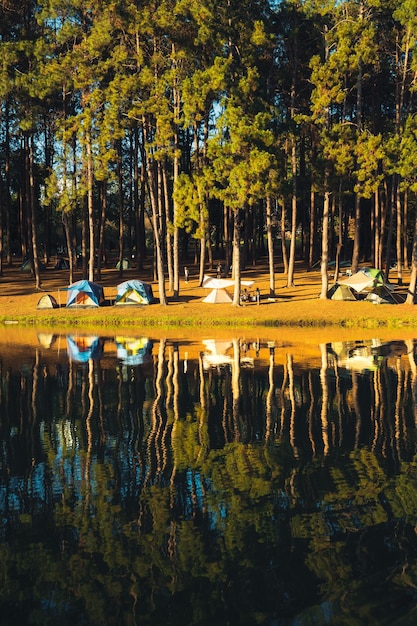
[1,331,417,625]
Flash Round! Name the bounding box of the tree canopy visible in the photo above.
[1,0,417,300]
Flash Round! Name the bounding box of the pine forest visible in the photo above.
[1,0,417,304]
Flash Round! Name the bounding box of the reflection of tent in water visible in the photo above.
[37,333,56,348]
[37,293,58,309]
[327,283,357,301]
[201,339,254,369]
[202,339,234,367]
[65,280,104,308]
[115,280,154,305]
[67,335,103,362]
[116,336,153,365]
[328,339,383,371]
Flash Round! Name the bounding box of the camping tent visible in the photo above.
[114,279,154,305]
[37,294,58,309]
[365,285,403,304]
[115,336,153,365]
[65,280,104,308]
[54,257,70,270]
[116,258,131,269]
[202,275,235,303]
[201,275,254,303]
[339,268,387,293]
[327,283,357,301]
[67,335,103,362]
[203,288,233,303]
[20,258,45,272]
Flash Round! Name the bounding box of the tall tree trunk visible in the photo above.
[29,135,41,289]
[351,193,361,274]
[396,188,403,285]
[5,100,11,266]
[232,209,241,306]
[281,196,288,274]
[406,211,417,304]
[118,143,124,280]
[172,73,180,299]
[86,127,95,283]
[162,163,174,293]
[147,152,167,305]
[266,196,275,297]
[319,186,330,299]
[308,188,315,270]
[286,136,297,287]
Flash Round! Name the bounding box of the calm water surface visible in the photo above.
[1,332,417,625]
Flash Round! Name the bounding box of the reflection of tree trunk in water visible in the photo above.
[222,370,232,443]
[279,358,288,440]
[29,350,40,489]
[371,370,382,452]
[381,366,393,461]
[307,372,316,457]
[198,354,208,459]
[333,361,344,449]
[84,359,95,510]
[287,354,298,458]
[147,339,166,484]
[265,347,274,440]
[166,343,174,407]
[232,339,241,440]
[351,371,362,450]
[406,340,417,427]
[31,348,40,433]
[95,361,105,447]
[394,359,403,463]
[169,344,180,508]
[167,344,180,572]
[319,344,329,456]
[65,359,74,420]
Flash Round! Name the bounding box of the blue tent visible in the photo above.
[65,280,104,308]
[114,280,153,305]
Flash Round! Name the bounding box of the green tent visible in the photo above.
[327,283,357,301]
[116,258,131,269]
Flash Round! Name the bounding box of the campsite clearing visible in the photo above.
[0,259,417,334]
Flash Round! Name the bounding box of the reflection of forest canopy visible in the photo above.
[1,339,417,623]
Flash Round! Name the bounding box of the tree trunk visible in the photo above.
[396,184,403,285]
[85,127,95,282]
[266,196,275,297]
[308,188,315,270]
[286,136,297,287]
[281,196,288,274]
[232,209,241,306]
[351,193,360,274]
[406,211,417,304]
[29,135,42,289]
[319,188,330,299]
